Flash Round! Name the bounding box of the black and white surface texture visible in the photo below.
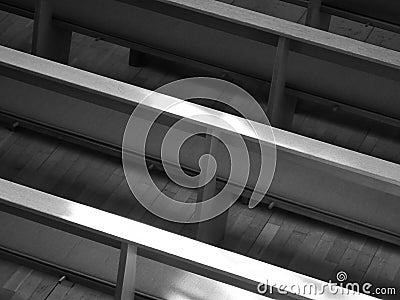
[0,0,399,299]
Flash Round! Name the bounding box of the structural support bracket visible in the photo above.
[305,0,332,30]
[32,0,72,64]
[195,133,229,245]
[267,37,296,130]
[115,243,137,300]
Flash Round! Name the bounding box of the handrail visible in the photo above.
[0,178,378,299]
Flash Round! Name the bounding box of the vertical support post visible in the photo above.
[32,0,72,64]
[115,243,137,300]
[129,49,147,67]
[195,133,229,245]
[267,37,295,130]
[305,0,331,30]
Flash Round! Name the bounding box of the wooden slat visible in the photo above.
[28,273,59,300]
[3,266,32,291]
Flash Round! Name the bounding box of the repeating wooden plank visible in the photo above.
[24,146,72,192]
[221,210,254,250]
[325,230,352,264]
[3,266,32,291]
[49,154,93,200]
[28,273,59,300]
[288,227,325,271]
[371,130,400,163]
[0,257,112,300]
[78,172,124,209]
[61,284,98,300]
[248,222,280,259]
[351,238,380,282]
[0,134,52,182]
[61,155,110,202]
[234,206,273,255]
[14,151,59,189]
[0,142,28,180]
[0,259,19,287]
[362,246,391,286]
[346,125,371,153]
[259,215,299,264]
[0,130,20,160]
[131,170,170,223]
[100,179,138,217]
[0,126,13,143]
[150,186,193,234]
[13,271,44,299]
[301,229,338,280]
[378,246,400,284]
[274,230,307,268]
[46,280,74,300]
[358,128,381,156]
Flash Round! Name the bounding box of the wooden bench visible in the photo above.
[0,0,399,130]
[1,46,400,247]
[0,178,379,299]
